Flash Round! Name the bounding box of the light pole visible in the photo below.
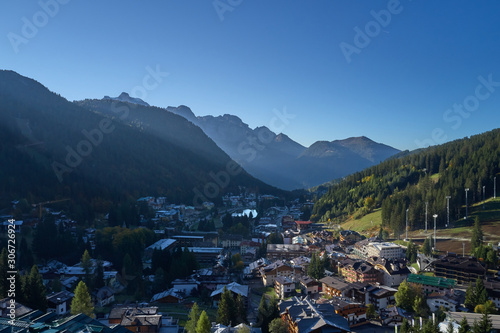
[433,214,438,252]
[446,196,451,228]
[425,202,428,232]
[462,242,465,257]
[405,208,409,241]
[483,185,486,209]
[495,177,497,200]
[465,188,469,219]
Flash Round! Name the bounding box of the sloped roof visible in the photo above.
[210,282,249,298]
[407,274,456,288]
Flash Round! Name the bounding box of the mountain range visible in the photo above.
[166,106,401,190]
[0,70,283,219]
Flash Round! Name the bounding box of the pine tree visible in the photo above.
[196,310,211,333]
[422,237,432,256]
[235,293,247,324]
[475,278,488,306]
[25,265,47,311]
[257,295,269,332]
[94,260,105,289]
[400,318,411,333]
[186,302,200,333]
[81,249,92,283]
[217,287,235,326]
[458,317,470,333]
[465,282,476,311]
[471,216,483,252]
[476,312,492,333]
[71,281,94,317]
[268,318,286,333]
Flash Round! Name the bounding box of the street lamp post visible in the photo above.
[446,196,451,228]
[425,202,428,232]
[405,208,409,241]
[433,214,438,252]
[483,185,486,209]
[465,188,469,219]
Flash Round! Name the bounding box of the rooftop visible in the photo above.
[407,274,456,289]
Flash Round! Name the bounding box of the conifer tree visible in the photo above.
[457,317,470,333]
[186,302,200,333]
[71,281,94,317]
[25,265,47,311]
[0,248,7,298]
[196,310,211,333]
[235,293,247,324]
[217,287,235,326]
[471,216,483,251]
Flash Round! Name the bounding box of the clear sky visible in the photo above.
[2,1,500,151]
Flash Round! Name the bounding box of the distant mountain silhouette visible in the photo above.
[167,106,400,190]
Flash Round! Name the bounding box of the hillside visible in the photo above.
[0,70,284,220]
[312,129,500,240]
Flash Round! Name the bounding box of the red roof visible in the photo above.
[295,221,313,225]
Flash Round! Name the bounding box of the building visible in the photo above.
[295,221,313,232]
[300,276,320,296]
[275,276,295,299]
[370,257,410,287]
[432,255,486,285]
[364,285,398,310]
[144,239,177,257]
[366,242,403,260]
[426,291,458,312]
[320,276,349,298]
[0,312,131,333]
[108,306,162,333]
[210,282,249,307]
[150,288,183,304]
[407,274,456,294]
[329,298,367,326]
[279,297,351,333]
[46,291,74,316]
[266,244,307,261]
[484,279,500,309]
[337,259,380,284]
[172,277,200,295]
[185,247,223,264]
[220,234,243,249]
[260,261,303,287]
[339,230,362,244]
[92,286,115,307]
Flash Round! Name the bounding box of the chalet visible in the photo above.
[210,282,249,307]
[380,306,408,326]
[370,257,410,287]
[260,261,302,286]
[109,306,161,333]
[295,221,313,232]
[329,298,367,326]
[337,259,380,284]
[279,297,350,333]
[46,291,74,316]
[92,286,115,307]
[266,244,307,261]
[339,230,362,244]
[407,274,456,294]
[364,285,397,310]
[150,288,183,304]
[300,276,319,295]
[275,276,295,299]
[426,291,458,312]
[320,276,349,298]
[0,298,32,318]
[431,255,486,285]
[172,277,200,295]
[484,279,500,309]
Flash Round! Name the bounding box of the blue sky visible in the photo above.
[2,1,500,151]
